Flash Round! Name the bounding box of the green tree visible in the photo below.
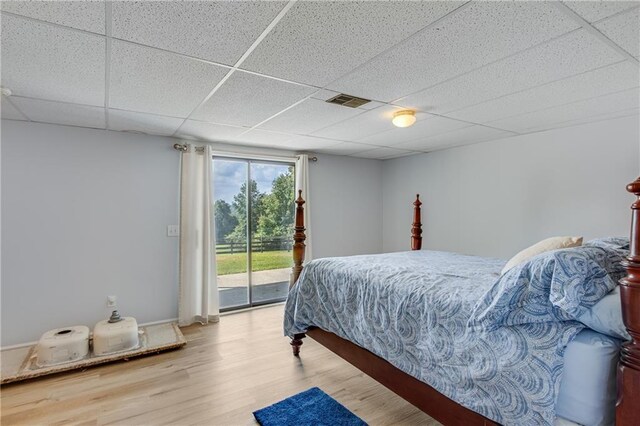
[257,167,295,238]
[214,199,237,242]
[227,179,264,242]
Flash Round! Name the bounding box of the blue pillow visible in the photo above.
[469,245,625,330]
[576,286,630,340]
[584,236,629,252]
[579,237,630,339]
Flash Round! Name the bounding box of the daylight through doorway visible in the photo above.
[212,157,295,311]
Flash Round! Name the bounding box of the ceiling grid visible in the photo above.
[0,0,638,159]
[104,1,112,128]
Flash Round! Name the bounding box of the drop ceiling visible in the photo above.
[1,1,638,160]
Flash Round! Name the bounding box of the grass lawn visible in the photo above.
[216,250,292,275]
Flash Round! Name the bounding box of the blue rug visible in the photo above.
[253,387,367,426]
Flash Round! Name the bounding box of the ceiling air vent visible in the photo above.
[326,93,371,108]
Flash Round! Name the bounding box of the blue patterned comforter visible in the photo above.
[284,249,617,425]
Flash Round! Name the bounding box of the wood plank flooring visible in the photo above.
[1,305,439,425]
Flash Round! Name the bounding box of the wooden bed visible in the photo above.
[287,177,640,426]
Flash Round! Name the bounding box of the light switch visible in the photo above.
[167,225,180,237]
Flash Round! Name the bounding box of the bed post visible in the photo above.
[290,190,307,356]
[291,190,306,287]
[617,177,640,425]
[411,194,422,250]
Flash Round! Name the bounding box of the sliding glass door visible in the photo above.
[212,157,295,311]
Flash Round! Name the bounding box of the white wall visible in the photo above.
[310,153,382,258]
[1,120,383,346]
[1,121,181,346]
[382,115,640,258]
[4,115,634,345]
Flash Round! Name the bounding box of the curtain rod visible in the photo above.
[173,143,318,162]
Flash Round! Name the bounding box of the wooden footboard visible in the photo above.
[290,190,306,288]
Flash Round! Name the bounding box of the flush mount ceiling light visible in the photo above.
[392,110,416,128]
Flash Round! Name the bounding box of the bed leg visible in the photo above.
[290,333,305,356]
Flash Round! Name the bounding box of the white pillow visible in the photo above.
[501,236,583,275]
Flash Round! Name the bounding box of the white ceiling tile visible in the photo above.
[1,97,27,120]
[111,1,286,65]
[282,136,343,151]
[110,41,228,118]
[239,136,340,152]
[487,88,640,133]
[357,115,471,147]
[258,98,363,134]
[176,120,247,143]
[394,125,514,152]
[311,105,403,141]
[108,109,184,136]
[1,0,105,34]
[1,15,105,106]
[329,1,580,102]
[546,107,639,129]
[563,1,638,23]
[448,61,640,123]
[311,89,340,101]
[232,129,293,146]
[400,30,621,114]
[11,97,105,128]
[358,100,386,111]
[350,147,416,160]
[191,71,316,127]
[595,7,640,57]
[241,1,465,87]
[313,141,378,156]
[3,1,635,144]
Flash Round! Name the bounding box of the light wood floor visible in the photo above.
[1,305,439,426]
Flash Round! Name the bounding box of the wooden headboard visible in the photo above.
[289,191,424,285]
[618,177,640,424]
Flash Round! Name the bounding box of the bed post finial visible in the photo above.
[291,190,306,287]
[411,194,423,250]
[617,177,640,424]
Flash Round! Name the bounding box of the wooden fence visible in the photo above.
[216,237,292,255]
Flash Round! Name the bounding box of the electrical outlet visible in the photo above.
[107,295,117,308]
[167,225,179,237]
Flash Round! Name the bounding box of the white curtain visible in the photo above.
[178,145,219,326]
[295,154,312,261]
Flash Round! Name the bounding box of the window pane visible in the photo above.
[250,163,294,304]
[213,158,249,310]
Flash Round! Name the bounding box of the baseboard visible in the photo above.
[0,318,179,351]
[139,318,178,327]
[0,340,38,351]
